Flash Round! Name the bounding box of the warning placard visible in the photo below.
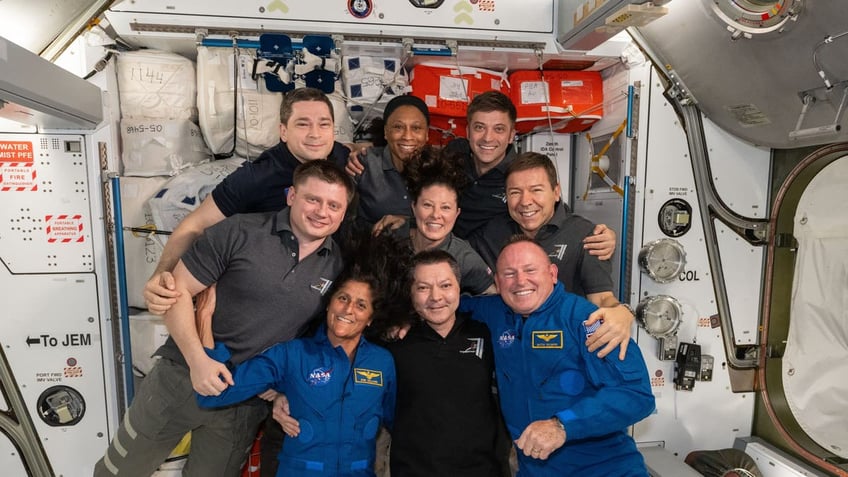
[0,141,37,191]
[46,214,85,243]
[0,141,34,161]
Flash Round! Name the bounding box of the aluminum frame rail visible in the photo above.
[0,345,54,477]
[629,27,769,369]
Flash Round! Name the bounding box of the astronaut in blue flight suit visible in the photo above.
[197,274,397,477]
[459,237,655,477]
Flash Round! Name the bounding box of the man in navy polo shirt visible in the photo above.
[144,87,350,314]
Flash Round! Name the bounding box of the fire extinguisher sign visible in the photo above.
[0,141,37,192]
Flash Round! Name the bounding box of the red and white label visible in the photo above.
[651,369,665,387]
[46,214,85,243]
[0,141,37,191]
[64,366,83,378]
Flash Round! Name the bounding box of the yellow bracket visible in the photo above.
[582,119,627,199]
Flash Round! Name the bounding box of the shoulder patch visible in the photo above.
[354,368,383,387]
[583,319,603,337]
[531,330,564,349]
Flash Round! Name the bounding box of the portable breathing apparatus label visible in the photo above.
[0,141,37,191]
[45,214,85,243]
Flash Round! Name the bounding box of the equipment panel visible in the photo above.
[0,270,110,475]
[109,0,554,34]
[630,69,763,456]
[0,132,112,476]
[0,134,95,274]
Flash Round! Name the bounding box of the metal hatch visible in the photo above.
[633,0,848,149]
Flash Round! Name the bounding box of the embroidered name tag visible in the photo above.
[531,330,563,349]
[354,368,383,387]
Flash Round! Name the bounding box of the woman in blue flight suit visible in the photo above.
[197,235,410,477]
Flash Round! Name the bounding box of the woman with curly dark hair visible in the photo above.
[395,146,496,295]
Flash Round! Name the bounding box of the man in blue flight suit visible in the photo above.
[460,236,655,476]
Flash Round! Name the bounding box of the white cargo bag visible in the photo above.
[293,50,353,144]
[330,92,354,144]
[196,46,282,158]
[342,55,410,124]
[147,158,246,234]
[129,311,170,376]
[120,176,169,309]
[120,118,211,177]
[116,50,197,120]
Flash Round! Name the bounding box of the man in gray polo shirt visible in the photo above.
[476,152,635,360]
[94,161,355,477]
